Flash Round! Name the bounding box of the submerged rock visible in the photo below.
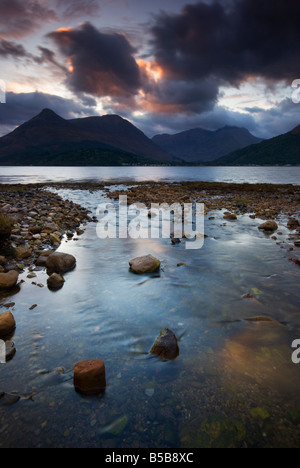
[74,360,106,396]
[129,255,160,274]
[5,341,16,361]
[0,270,19,291]
[150,328,179,360]
[46,252,76,274]
[258,221,278,232]
[0,311,16,337]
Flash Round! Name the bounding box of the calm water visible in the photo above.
[0,166,300,185]
[0,186,300,448]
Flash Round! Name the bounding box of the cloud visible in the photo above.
[0,39,30,59]
[0,91,96,136]
[151,0,300,85]
[0,0,101,39]
[47,22,142,98]
[0,0,56,38]
[54,0,101,18]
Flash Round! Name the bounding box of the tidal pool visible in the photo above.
[0,189,300,448]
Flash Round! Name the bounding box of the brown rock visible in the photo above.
[150,328,179,360]
[0,270,19,290]
[12,246,32,260]
[223,213,237,220]
[74,360,106,395]
[50,233,61,245]
[0,311,16,337]
[258,221,278,232]
[129,255,160,274]
[46,252,76,274]
[47,273,65,290]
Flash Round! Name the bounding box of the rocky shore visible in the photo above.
[0,184,94,275]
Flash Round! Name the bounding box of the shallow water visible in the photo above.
[0,189,300,448]
[0,166,300,185]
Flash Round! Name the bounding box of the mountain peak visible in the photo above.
[34,109,65,122]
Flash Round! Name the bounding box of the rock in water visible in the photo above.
[129,255,160,274]
[150,328,179,360]
[0,270,19,290]
[0,311,16,337]
[223,213,237,220]
[47,273,65,290]
[74,360,106,395]
[46,252,76,274]
[258,221,278,232]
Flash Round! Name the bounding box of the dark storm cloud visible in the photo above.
[151,0,300,84]
[0,91,96,135]
[143,77,219,114]
[48,23,142,97]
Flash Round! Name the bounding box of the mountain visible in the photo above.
[0,109,173,166]
[214,125,300,166]
[152,126,263,162]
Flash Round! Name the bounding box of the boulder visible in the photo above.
[0,270,19,290]
[46,252,76,274]
[287,218,300,230]
[47,273,65,290]
[129,255,160,274]
[12,246,32,260]
[74,360,106,395]
[150,328,179,360]
[0,311,16,337]
[223,213,237,220]
[258,221,278,232]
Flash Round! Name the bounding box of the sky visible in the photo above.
[0,0,299,139]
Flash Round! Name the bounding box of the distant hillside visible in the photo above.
[214,125,300,165]
[0,109,173,166]
[152,126,263,162]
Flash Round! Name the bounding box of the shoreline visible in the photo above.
[0,180,299,276]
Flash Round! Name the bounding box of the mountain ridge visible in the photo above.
[152,126,263,162]
[213,125,300,166]
[0,109,173,165]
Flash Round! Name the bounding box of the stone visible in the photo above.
[0,270,19,290]
[0,312,16,337]
[46,252,76,274]
[150,328,179,360]
[50,233,61,245]
[287,218,300,230]
[129,255,160,274]
[223,213,237,220]
[47,273,65,290]
[12,246,32,260]
[258,221,278,232]
[74,360,106,395]
[0,256,6,265]
[5,341,16,361]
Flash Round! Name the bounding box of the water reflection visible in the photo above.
[0,188,299,447]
